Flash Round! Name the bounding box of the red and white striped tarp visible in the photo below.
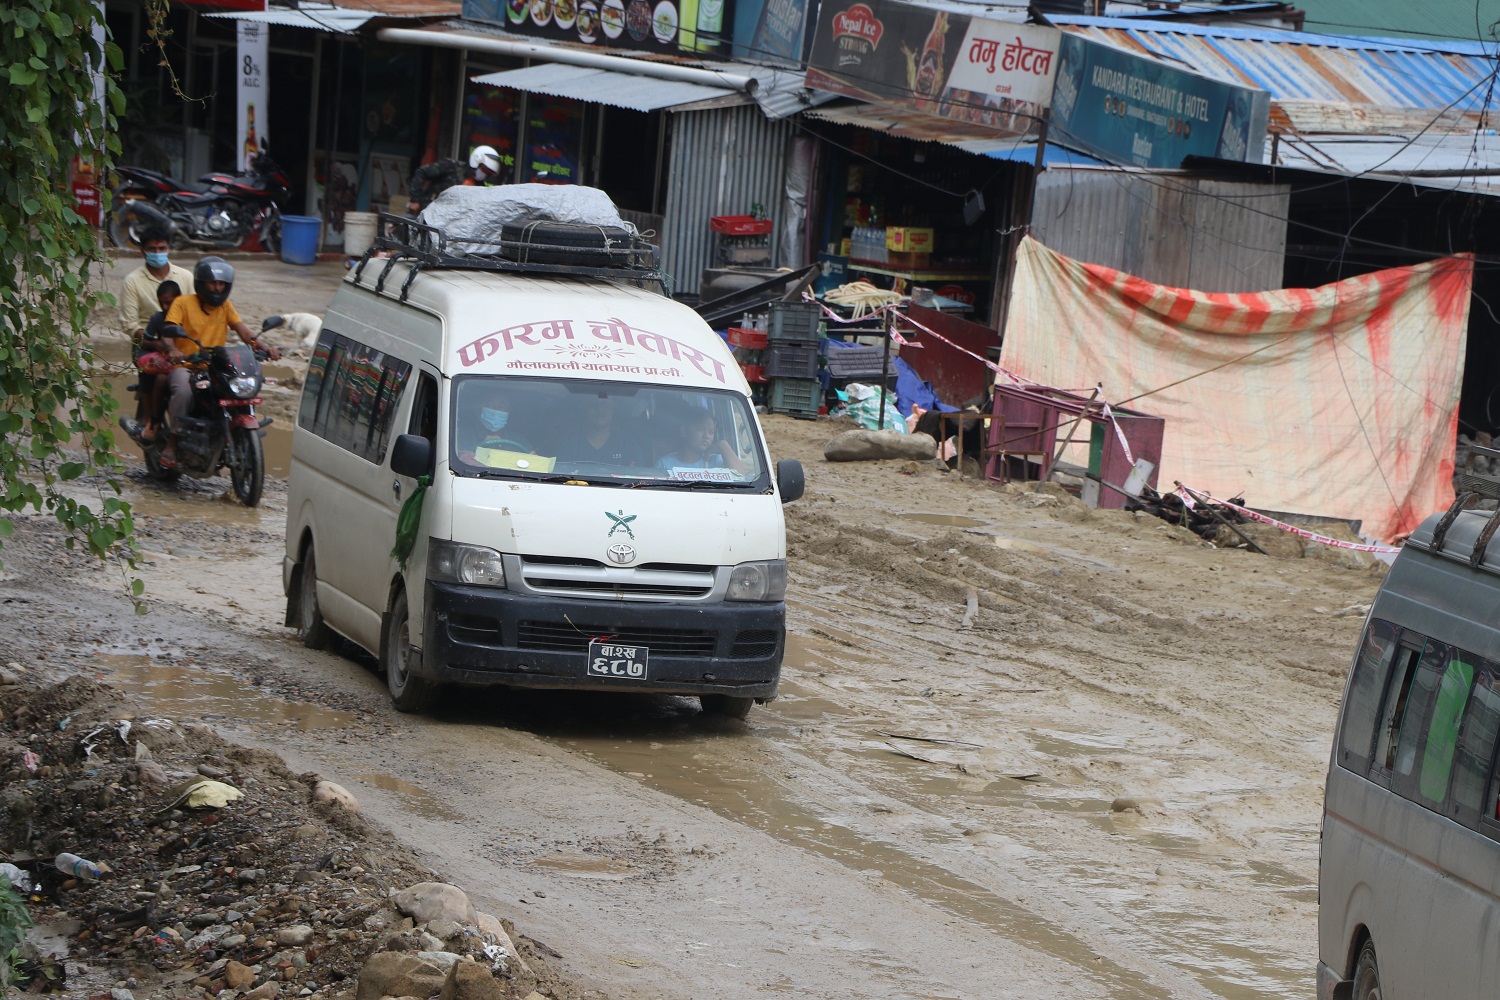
[1001,236,1474,542]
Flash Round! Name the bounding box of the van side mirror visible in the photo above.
[391,434,433,478]
[776,459,804,504]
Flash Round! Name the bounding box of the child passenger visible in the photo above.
[656,408,747,475]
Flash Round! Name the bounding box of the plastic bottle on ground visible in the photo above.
[55,853,103,879]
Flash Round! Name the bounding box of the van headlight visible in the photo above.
[725,560,786,602]
[429,539,507,587]
[228,375,260,398]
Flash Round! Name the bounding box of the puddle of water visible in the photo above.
[531,851,635,881]
[900,513,989,528]
[356,772,464,821]
[91,340,296,477]
[94,650,355,731]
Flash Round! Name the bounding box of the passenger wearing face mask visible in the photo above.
[119,225,194,350]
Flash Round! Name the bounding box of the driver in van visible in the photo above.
[456,380,534,465]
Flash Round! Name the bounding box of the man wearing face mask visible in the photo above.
[119,226,194,349]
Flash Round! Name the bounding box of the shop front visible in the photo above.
[382,23,804,299]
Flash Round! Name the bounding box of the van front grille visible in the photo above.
[517,622,717,657]
[515,555,717,601]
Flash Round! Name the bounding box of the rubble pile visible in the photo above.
[0,670,581,1000]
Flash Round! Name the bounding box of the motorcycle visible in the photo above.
[108,152,289,253]
[118,333,271,508]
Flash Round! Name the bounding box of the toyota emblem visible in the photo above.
[607,543,637,565]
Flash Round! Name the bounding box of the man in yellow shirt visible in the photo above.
[156,256,280,467]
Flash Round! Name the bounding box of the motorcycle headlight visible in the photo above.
[228,375,259,398]
[725,560,786,602]
[429,539,507,588]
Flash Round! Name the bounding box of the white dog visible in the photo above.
[261,312,323,350]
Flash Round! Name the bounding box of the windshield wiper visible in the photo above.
[631,479,755,490]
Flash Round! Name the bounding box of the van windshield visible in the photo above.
[450,376,769,489]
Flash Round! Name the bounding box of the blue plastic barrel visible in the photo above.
[280,215,322,265]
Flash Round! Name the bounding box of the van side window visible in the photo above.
[1373,642,1426,784]
[1388,640,1451,799]
[1338,620,1399,775]
[296,329,412,464]
[1414,653,1476,807]
[1452,666,1500,827]
[409,373,438,440]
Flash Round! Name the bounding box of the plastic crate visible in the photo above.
[824,344,888,378]
[740,363,767,384]
[768,300,820,344]
[764,341,819,379]
[728,327,768,350]
[770,378,821,418]
[711,215,774,236]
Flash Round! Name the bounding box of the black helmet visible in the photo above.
[194,256,235,307]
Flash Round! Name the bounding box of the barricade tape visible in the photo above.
[1174,483,1401,554]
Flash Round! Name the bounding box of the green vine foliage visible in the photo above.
[0,874,32,990]
[0,0,143,601]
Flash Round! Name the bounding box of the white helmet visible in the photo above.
[468,144,502,179]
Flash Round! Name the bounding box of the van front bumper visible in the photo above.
[417,582,784,698]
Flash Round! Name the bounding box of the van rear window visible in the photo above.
[449,376,768,489]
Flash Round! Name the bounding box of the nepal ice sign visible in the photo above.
[1049,33,1268,168]
[806,0,1058,137]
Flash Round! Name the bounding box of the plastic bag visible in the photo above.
[844,383,908,433]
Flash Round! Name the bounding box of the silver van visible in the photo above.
[1318,502,1500,999]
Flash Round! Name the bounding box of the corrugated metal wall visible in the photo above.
[661,107,792,298]
[1030,170,1289,292]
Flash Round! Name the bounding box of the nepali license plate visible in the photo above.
[587,640,649,681]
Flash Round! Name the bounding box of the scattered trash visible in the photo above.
[21,749,39,773]
[0,863,34,891]
[57,716,70,731]
[55,853,104,880]
[162,779,243,812]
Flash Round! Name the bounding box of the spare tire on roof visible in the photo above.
[500,220,651,268]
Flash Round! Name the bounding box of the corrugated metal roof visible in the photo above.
[205,3,377,32]
[472,63,734,112]
[1271,131,1500,195]
[1051,16,1499,110]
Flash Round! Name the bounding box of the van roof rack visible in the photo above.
[353,212,664,302]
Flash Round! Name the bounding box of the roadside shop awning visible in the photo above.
[804,103,1107,167]
[204,3,378,32]
[381,24,826,119]
[471,64,739,113]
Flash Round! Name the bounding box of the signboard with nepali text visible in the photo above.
[805,0,1058,136]
[1050,33,1267,167]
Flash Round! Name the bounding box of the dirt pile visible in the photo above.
[0,670,591,1000]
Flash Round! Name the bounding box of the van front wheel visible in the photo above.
[1353,940,1382,1000]
[384,590,436,713]
[700,694,754,720]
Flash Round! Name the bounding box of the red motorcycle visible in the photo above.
[108,152,289,253]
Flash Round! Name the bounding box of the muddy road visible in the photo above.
[11,259,1385,997]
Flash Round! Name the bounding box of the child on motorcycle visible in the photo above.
[133,279,182,442]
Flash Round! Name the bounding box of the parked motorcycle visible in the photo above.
[108,152,289,253]
[118,334,271,507]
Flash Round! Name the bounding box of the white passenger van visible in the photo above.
[283,197,803,718]
[1318,500,1500,999]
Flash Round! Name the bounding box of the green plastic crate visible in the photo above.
[770,378,821,419]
